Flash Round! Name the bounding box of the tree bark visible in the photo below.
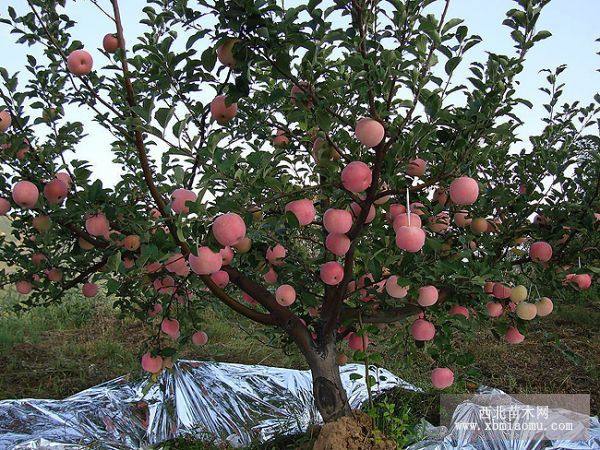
[306,340,352,422]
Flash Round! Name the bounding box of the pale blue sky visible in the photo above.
[1,1,598,186]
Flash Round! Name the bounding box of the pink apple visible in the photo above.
[210,95,238,124]
[272,129,289,147]
[395,226,426,253]
[393,213,422,231]
[217,38,237,67]
[210,270,230,288]
[220,246,234,265]
[275,284,296,306]
[341,161,372,193]
[326,233,351,256]
[192,331,209,346]
[428,212,450,233]
[348,332,369,351]
[385,276,408,298]
[55,171,72,188]
[431,368,454,389]
[86,213,110,238]
[387,204,406,223]
[411,319,435,341]
[449,176,479,205]
[103,33,119,53]
[285,199,316,226]
[67,49,93,76]
[0,110,11,132]
[453,211,472,227]
[16,280,32,294]
[574,274,592,290]
[449,305,469,319]
[354,118,384,147]
[165,253,189,276]
[323,208,353,234]
[266,244,287,266]
[320,261,344,285]
[47,268,63,282]
[290,82,313,108]
[486,302,503,317]
[123,235,141,251]
[492,283,511,299]
[535,297,553,316]
[32,253,46,266]
[170,188,197,214]
[12,181,39,209]
[141,352,163,373]
[407,158,427,177]
[212,213,246,246]
[350,201,376,223]
[82,282,99,298]
[529,241,552,262]
[505,326,524,344]
[242,292,257,305]
[0,198,11,215]
[263,266,278,284]
[418,285,438,307]
[189,246,222,275]
[161,318,180,339]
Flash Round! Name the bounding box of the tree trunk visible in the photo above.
[307,340,352,422]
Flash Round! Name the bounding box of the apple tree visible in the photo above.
[0,0,598,421]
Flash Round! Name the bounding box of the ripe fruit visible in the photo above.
[493,283,512,300]
[216,38,238,67]
[263,266,278,284]
[470,218,488,234]
[449,176,479,205]
[275,284,296,306]
[43,179,68,205]
[0,110,12,132]
[385,276,408,298]
[141,352,163,373]
[161,318,180,339]
[320,261,344,285]
[212,213,246,246]
[484,281,495,294]
[210,95,238,124]
[407,158,427,177]
[341,161,372,193]
[211,270,229,288]
[123,235,141,251]
[516,302,537,320]
[354,118,384,147]
[290,82,313,108]
[12,181,39,209]
[395,226,426,253]
[16,280,32,294]
[326,233,351,256]
[67,49,93,76]
[510,285,528,303]
[0,198,11,215]
[336,353,348,365]
[266,244,287,266]
[285,199,316,226]
[234,237,252,253]
[170,188,197,214]
[428,212,450,233]
[86,213,110,238]
[78,237,94,250]
[32,253,46,266]
[393,213,422,231]
[189,246,222,275]
[165,253,189,276]
[323,209,353,234]
[529,241,552,262]
[387,203,406,222]
[573,274,592,290]
[272,129,289,147]
[453,211,471,227]
[312,137,340,162]
[486,301,503,318]
[433,188,449,206]
[82,283,99,298]
[192,331,208,346]
[349,202,376,224]
[47,268,63,282]
[411,319,435,341]
[449,305,469,319]
[418,285,439,307]
[220,246,234,265]
[505,326,524,344]
[348,332,369,351]
[103,33,119,53]
[431,368,454,389]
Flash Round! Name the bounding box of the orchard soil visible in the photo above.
[0,285,598,448]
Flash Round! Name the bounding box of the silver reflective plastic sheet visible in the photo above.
[0,361,415,449]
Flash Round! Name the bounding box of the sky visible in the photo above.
[1,0,598,187]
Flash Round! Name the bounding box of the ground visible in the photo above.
[0,282,597,448]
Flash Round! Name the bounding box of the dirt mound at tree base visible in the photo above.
[313,411,396,450]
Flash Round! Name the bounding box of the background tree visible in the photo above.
[0,0,598,422]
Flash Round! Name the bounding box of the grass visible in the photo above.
[0,287,598,448]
